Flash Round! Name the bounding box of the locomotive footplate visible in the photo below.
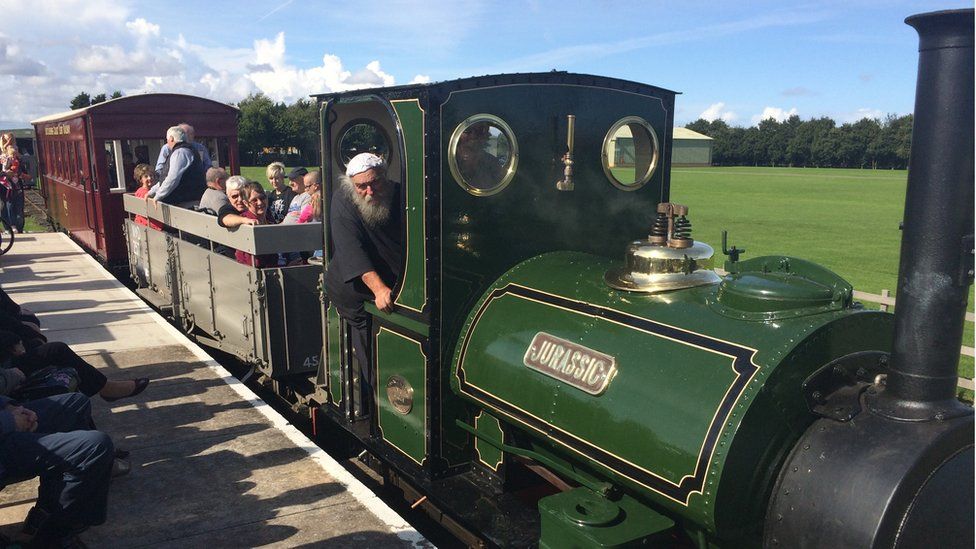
[382,465,541,548]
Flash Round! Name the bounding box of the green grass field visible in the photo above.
[239,165,310,189]
[669,166,973,389]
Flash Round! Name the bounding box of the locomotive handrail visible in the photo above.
[122,193,322,254]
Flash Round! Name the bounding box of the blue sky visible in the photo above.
[1,0,968,128]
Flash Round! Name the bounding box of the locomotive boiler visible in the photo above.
[120,8,973,548]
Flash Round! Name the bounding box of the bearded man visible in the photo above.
[324,153,402,413]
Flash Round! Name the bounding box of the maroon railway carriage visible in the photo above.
[31,94,239,264]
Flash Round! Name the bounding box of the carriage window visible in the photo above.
[67,142,77,183]
[57,142,66,180]
[74,142,84,181]
[448,114,518,196]
[200,138,218,167]
[103,140,126,191]
[602,116,659,191]
[120,139,166,191]
[336,120,390,166]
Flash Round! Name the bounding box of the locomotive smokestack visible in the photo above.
[871,9,974,420]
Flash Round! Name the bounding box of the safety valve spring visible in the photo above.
[649,212,669,245]
[673,215,692,240]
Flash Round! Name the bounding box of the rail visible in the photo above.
[852,289,975,392]
[122,193,322,254]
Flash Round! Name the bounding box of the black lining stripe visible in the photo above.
[457,284,758,504]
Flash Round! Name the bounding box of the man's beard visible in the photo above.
[343,176,393,227]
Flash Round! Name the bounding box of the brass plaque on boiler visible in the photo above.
[523,332,617,395]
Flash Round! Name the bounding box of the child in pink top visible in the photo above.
[133,164,164,231]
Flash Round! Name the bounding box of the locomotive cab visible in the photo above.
[313,73,695,543]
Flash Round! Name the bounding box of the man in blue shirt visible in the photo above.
[147,126,207,206]
[154,122,212,178]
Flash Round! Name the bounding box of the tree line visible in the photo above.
[237,94,319,166]
[69,91,124,109]
[685,114,913,169]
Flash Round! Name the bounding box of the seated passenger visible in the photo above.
[0,330,150,402]
[0,309,46,350]
[297,177,322,223]
[216,176,254,229]
[304,189,325,264]
[233,182,277,268]
[198,167,230,215]
[0,285,39,327]
[281,170,319,225]
[132,164,164,231]
[265,162,295,224]
[146,125,207,207]
[0,392,114,548]
[287,167,307,194]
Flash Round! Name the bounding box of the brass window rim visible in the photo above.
[448,113,519,197]
[601,115,659,191]
[334,117,393,169]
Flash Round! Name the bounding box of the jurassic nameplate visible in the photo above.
[523,332,617,395]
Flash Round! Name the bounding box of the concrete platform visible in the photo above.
[0,233,430,548]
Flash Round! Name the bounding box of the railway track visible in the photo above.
[24,187,53,230]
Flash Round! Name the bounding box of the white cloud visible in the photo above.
[0,34,47,76]
[242,35,399,102]
[1,0,129,29]
[782,87,815,97]
[0,10,415,126]
[753,106,799,124]
[410,75,432,84]
[842,107,883,123]
[699,102,737,123]
[125,18,160,39]
[72,45,182,76]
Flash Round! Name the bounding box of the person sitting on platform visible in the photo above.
[198,167,230,215]
[0,391,115,548]
[0,285,40,328]
[0,330,149,403]
[324,153,402,414]
[0,308,46,350]
[230,182,277,268]
[266,162,295,224]
[132,164,164,231]
[146,126,206,208]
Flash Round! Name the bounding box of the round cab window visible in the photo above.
[602,116,659,191]
[449,114,518,196]
[337,120,391,166]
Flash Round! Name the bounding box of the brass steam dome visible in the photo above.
[605,203,722,293]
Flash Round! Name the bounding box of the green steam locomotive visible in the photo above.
[123,9,973,548]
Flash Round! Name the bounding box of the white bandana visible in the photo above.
[346,153,386,177]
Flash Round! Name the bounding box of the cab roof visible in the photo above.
[310,71,679,102]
